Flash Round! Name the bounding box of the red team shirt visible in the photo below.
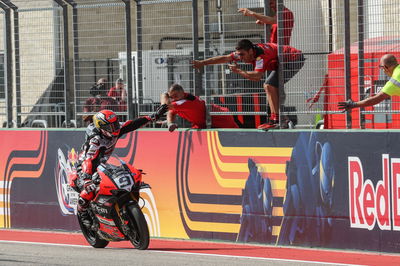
[230,43,302,72]
[270,7,294,45]
[170,93,238,128]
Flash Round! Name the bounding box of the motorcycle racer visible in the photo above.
[74,106,168,226]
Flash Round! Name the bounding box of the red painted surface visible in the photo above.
[1,229,400,265]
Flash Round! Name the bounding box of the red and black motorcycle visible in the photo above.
[69,159,150,249]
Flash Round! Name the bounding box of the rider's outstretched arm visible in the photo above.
[119,117,151,136]
[119,104,169,136]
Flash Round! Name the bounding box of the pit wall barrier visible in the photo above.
[1,129,399,253]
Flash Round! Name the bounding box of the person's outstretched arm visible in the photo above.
[192,54,232,71]
[238,8,276,25]
[338,91,390,110]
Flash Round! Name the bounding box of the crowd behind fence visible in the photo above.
[0,0,399,129]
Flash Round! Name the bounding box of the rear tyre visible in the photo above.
[77,212,109,248]
[126,203,150,250]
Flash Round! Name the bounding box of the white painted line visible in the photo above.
[0,240,90,248]
[0,240,365,266]
[149,250,365,266]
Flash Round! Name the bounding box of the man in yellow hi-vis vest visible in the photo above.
[338,54,400,110]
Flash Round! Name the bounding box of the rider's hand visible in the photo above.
[150,104,169,121]
[168,122,178,132]
[84,180,97,193]
[338,99,357,111]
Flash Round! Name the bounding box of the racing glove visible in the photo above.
[150,104,169,121]
[168,122,178,132]
[84,180,97,193]
[338,99,357,111]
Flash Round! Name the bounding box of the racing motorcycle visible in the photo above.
[69,159,150,249]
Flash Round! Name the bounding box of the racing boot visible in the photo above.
[77,197,92,228]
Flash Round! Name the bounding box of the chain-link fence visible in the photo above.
[0,10,6,125]
[136,0,195,120]
[0,0,399,129]
[11,0,67,127]
[71,0,129,127]
[308,0,400,129]
[277,0,344,128]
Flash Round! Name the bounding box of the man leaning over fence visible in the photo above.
[161,84,239,132]
[192,39,304,130]
[338,54,400,111]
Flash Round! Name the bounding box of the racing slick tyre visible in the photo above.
[126,203,150,250]
[77,213,109,248]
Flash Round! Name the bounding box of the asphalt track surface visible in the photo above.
[1,230,400,266]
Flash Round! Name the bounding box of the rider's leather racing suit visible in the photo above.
[75,116,152,210]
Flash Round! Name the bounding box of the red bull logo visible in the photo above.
[348,154,400,231]
[68,148,78,166]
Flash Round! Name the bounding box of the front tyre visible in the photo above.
[126,203,150,250]
[77,213,109,248]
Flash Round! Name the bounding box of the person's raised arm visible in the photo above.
[238,8,276,25]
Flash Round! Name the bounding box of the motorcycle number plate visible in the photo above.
[112,172,134,191]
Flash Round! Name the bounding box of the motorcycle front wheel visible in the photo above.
[77,212,109,248]
[126,203,150,250]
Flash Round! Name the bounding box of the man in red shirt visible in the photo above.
[192,39,304,129]
[82,78,119,125]
[161,84,238,131]
[108,78,127,112]
[238,0,294,46]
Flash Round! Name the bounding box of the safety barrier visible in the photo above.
[1,128,400,253]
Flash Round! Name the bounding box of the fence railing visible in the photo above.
[0,0,399,129]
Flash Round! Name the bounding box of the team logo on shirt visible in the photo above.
[256,58,264,69]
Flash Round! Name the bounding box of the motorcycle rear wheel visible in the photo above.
[77,213,109,248]
[126,203,150,250]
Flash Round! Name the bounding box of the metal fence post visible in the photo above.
[0,1,13,127]
[344,0,352,129]
[263,0,270,43]
[277,0,283,127]
[358,0,365,129]
[3,1,19,127]
[123,0,135,120]
[203,0,211,127]
[192,0,201,96]
[328,0,333,54]
[135,0,143,115]
[54,0,72,127]
[64,0,79,126]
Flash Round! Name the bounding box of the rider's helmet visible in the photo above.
[93,110,120,138]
